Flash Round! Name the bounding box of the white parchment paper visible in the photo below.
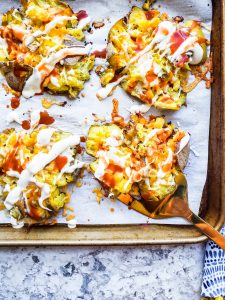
[0,0,212,225]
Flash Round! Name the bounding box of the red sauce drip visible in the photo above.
[170,30,189,54]
[2,141,23,173]
[110,73,120,83]
[135,44,142,53]
[107,163,123,173]
[50,68,59,77]
[80,136,86,142]
[10,97,20,109]
[55,156,68,171]
[22,120,31,130]
[176,54,189,67]
[39,111,55,125]
[102,164,124,188]
[135,36,144,53]
[76,10,88,21]
[102,173,115,188]
[92,49,106,59]
[145,10,156,20]
[146,70,157,83]
[27,188,42,220]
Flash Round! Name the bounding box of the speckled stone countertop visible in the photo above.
[0,243,205,300]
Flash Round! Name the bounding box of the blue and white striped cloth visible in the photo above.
[201,226,225,298]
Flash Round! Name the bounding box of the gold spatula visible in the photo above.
[118,172,225,250]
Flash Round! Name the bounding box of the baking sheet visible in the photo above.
[0,0,212,226]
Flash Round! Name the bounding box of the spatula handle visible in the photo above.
[186,211,225,250]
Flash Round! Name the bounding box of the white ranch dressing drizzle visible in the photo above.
[22,45,91,98]
[143,128,164,146]
[153,62,163,77]
[135,53,153,79]
[105,129,124,147]
[50,76,60,87]
[35,181,51,211]
[4,134,80,210]
[6,111,22,125]
[36,128,56,146]
[77,17,91,30]
[176,133,190,154]
[30,109,41,128]
[96,76,127,100]
[169,36,197,63]
[99,20,204,99]
[151,21,176,53]
[24,30,43,47]
[123,164,150,191]
[128,21,176,67]
[24,15,90,47]
[129,104,150,114]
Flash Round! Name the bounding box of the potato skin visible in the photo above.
[177,142,190,171]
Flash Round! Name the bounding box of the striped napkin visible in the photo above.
[201,226,225,299]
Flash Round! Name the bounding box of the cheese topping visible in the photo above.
[99,18,205,102]
[22,45,92,98]
[23,15,89,47]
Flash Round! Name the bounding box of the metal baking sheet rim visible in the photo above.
[0,0,224,245]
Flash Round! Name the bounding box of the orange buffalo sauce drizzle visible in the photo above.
[22,120,31,130]
[158,95,174,103]
[92,49,106,58]
[145,10,157,20]
[102,163,124,189]
[111,99,126,127]
[146,70,157,83]
[135,36,145,52]
[21,112,54,130]
[102,173,115,188]
[162,162,173,173]
[2,141,23,173]
[0,26,26,60]
[11,97,20,109]
[55,156,68,171]
[27,187,43,220]
[39,111,55,125]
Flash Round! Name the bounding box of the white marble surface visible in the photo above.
[0,243,205,300]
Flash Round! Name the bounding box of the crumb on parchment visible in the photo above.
[92,113,106,123]
[75,180,82,188]
[66,214,75,221]
[41,98,67,109]
[92,188,104,204]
